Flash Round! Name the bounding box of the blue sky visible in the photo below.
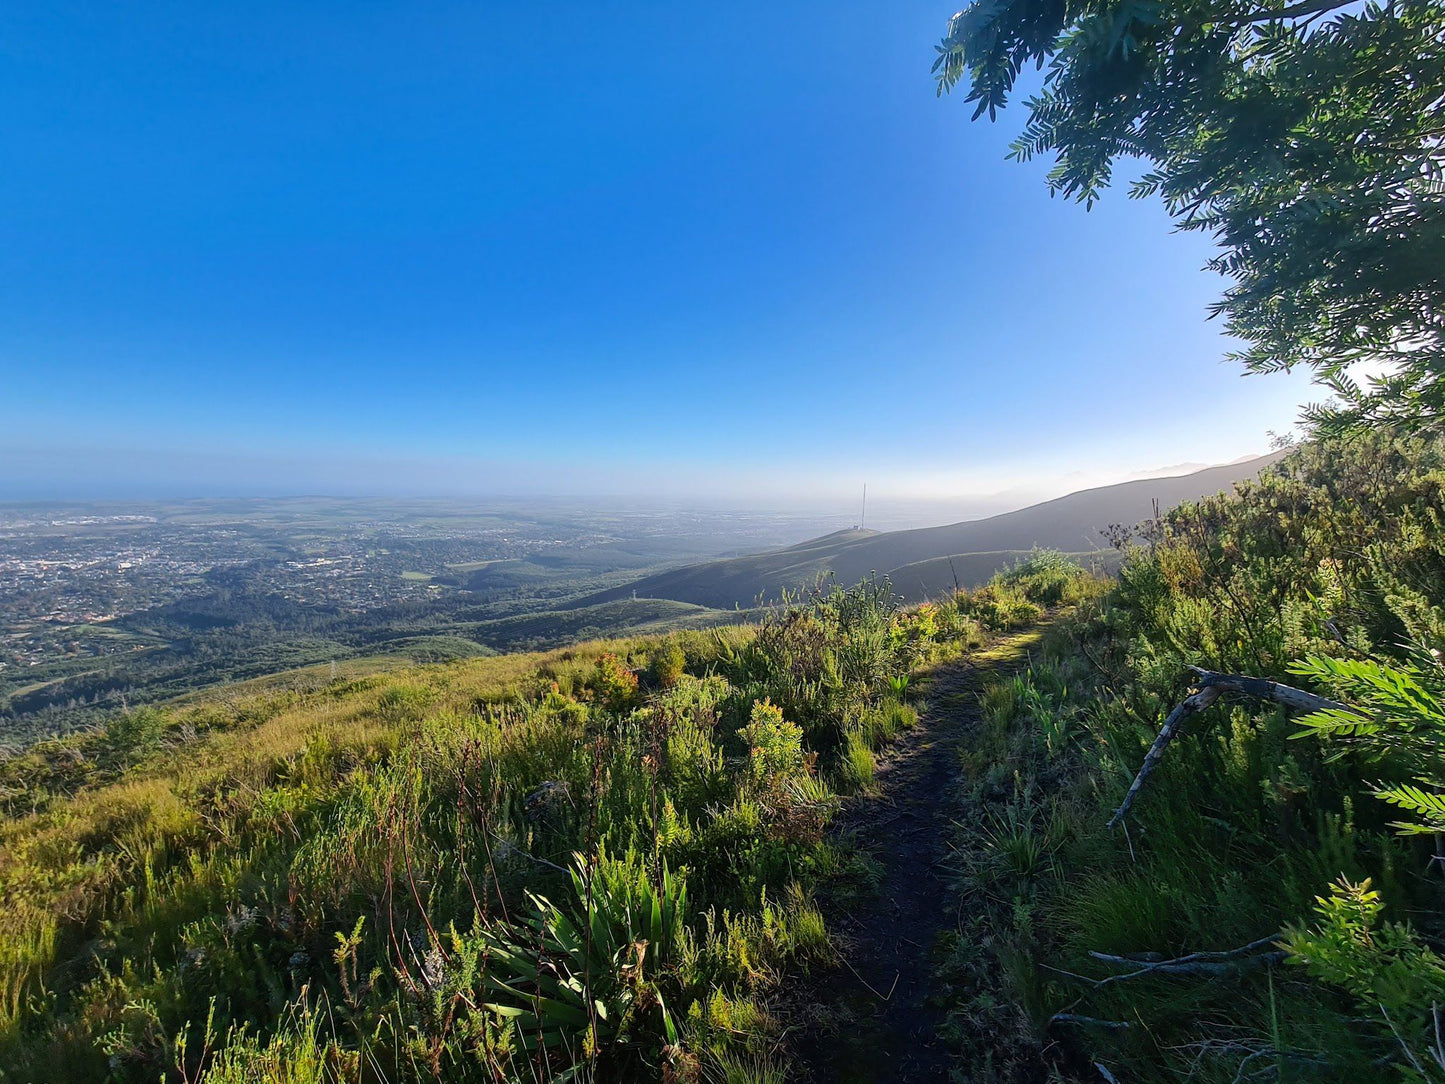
[0,1,1314,506]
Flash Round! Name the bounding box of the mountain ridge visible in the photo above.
[583,452,1286,608]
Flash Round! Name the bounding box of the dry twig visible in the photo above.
[1108,668,1362,828]
[1084,934,1285,987]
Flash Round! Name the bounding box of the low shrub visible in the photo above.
[648,642,687,690]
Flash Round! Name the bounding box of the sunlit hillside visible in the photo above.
[0,565,1049,1081]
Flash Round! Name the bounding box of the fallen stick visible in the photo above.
[1106,684,1222,829]
[841,955,898,1002]
[489,834,570,874]
[1049,1012,1131,1030]
[1107,668,1362,828]
[1091,954,1286,985]
[1090,933,1280,966]
[1086,934,1285,987]
[1187,667,1361,716]
[1045,935,1285,992]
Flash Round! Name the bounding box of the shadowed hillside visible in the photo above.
[586,453,1283,607]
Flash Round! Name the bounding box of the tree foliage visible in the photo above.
[935,0,1445,430]
[1291,648,1445,835]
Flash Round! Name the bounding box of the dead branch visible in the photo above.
[490,834,570,875]
[1048,1012,1131,1030]
[1179,1039,1340,1084]
[1079,934,1285,988]
[1187,667,1362,717]
[840,956,899,1002]
[1107,668,1362,828]
[1091,933,1280,966]
[1106,684,1222,829]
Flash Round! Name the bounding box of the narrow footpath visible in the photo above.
[789,629,1043,1083]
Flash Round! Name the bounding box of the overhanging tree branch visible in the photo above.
[938,0,1445,434]
[1234,0,1358,25]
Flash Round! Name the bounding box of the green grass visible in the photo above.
[444,558,500,573]
[471,597,743,649]
[0,571,1011,1083]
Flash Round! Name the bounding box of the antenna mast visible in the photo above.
[860,483,867,531]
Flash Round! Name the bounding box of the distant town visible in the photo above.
[0,498,844,744]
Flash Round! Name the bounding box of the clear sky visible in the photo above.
[0,1,1315,507]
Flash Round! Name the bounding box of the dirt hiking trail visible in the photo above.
[789,628,1044,1083]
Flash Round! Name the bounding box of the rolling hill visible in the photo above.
[583,453,1284,608]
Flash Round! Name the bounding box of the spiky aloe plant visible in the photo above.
[466,851,687,1074]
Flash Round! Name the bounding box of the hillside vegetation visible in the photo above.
[0,503,761,749]
[0,556,1090,1083]
[938,433,1445,1079]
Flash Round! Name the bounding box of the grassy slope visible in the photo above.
[882,547,1120,600]
[4,570,1068,1083]
[471,596,747,650]
[84,602,730,724]
[0,585,741,749]
[5,436,1439,1083]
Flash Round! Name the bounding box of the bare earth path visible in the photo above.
[789,630,1042,1083]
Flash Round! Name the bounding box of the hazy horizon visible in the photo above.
[0,443,1279,533]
